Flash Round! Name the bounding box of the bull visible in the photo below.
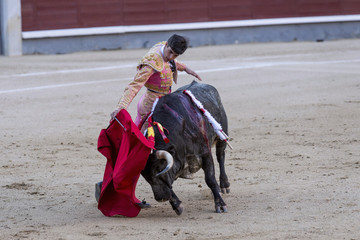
[141,81,230,215]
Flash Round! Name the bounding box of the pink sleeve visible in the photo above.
[117,65,154,109]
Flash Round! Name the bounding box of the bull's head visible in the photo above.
[142,149,175,202]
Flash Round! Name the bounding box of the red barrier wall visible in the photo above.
[21,0,360,31]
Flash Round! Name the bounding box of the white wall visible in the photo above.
[0,0,22,56]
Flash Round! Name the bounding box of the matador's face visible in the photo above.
[163,43,180,62]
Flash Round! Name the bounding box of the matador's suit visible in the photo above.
[117,41,187,129]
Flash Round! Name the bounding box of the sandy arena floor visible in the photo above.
[1,39,360,239]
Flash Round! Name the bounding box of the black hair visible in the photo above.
[167,34,188,55]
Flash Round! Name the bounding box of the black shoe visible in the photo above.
[95,181,102,203]
[136,199,151,208]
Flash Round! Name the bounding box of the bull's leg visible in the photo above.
[216,140,230,194]
[169,189,183,215]
[202,154,228,213]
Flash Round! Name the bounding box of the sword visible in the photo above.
[114,117,127,131]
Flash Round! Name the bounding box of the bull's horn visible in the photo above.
[155,150,174,177]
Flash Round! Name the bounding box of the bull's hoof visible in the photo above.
[174,204,183,215]
[221,188,230,194]
[215,205,228,213]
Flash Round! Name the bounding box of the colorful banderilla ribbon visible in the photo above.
[153,121,170,144]
[183,89,233,150]
[146,116,170,144]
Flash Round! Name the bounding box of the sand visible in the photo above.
[1,39,360,239]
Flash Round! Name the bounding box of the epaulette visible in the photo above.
[138,42,165,72]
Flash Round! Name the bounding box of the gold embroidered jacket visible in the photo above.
[117,41,186,110]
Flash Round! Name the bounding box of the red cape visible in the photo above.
[97,109,154,217]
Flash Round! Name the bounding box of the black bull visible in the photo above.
[141,81,230,215]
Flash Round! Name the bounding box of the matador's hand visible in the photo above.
[110,108,121,121]
[185,67,202,81]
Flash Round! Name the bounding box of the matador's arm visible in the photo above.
[117,65,154,110]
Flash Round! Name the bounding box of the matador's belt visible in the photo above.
[147,87,171,94]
